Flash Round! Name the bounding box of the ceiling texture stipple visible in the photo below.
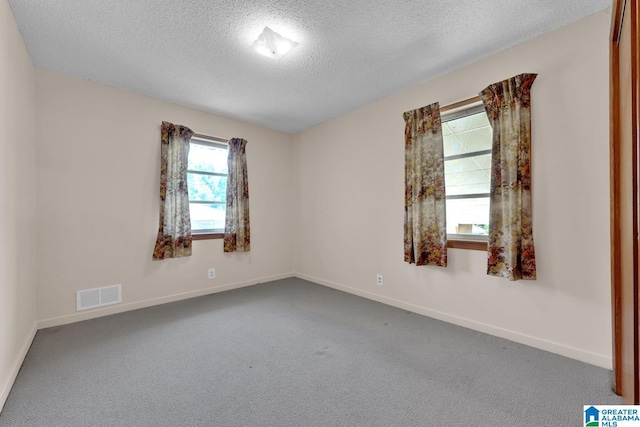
[8,0,612,134]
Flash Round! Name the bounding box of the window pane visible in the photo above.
[446,197,490,236]
[188,143,228,174]
[187,174,227,203]
[442,112,492,157]
[444,154,491,196]
[190,203,225,232]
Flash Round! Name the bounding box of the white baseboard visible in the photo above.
[0,322,37,413]
[294,272,612,369]
[4,270,609,415]
[38,272,295,329]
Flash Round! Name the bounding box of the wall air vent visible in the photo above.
[76,284,122,311]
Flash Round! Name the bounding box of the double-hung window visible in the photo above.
[187,135,228,238]
[442,103,492,247]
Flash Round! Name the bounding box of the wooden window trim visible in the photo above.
[447,240,488,251]
[193,233,224,241]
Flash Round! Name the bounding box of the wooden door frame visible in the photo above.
[610,0,640,401]
[610,0,623,396]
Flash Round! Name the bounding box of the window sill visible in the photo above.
[193,233,224,241]
[447,239,488,251]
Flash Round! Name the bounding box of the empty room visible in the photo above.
[1,0,635,426]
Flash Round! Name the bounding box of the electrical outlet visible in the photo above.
[208,268,216,279]
[376,274,383,286]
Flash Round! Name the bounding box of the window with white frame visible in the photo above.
[442,104,492,241]
[187,135,228,235]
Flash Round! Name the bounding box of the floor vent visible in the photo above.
[76,285,122,311]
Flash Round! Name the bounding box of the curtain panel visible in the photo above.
[403,103,447,267]
[480,73,537,280]
[152,121,193,260]
[224,138,251,253]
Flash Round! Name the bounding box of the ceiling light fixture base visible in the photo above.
[251,26,298,59]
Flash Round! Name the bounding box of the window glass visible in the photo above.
[187,175,227,203]
[444,154,491,196]
[188,143,228,174]
[189,203,226,232]
[445,197,490,236]
[443,108,492,239]
[442,114,492,156]
[187,138,228,234]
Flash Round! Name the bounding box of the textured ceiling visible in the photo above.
[9,0,612,134]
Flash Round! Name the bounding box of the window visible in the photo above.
[442,103,492,246]
[187,135,228,238]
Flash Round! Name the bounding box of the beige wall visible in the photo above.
[0,0,37,410]
[0,7,615,413]
[35,70,295,325]
[294,11,612,367]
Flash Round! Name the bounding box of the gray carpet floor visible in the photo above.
[0,278,622,426]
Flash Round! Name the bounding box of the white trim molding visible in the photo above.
[38,273,295,329]
[294,272,612,369]
[0,323,37,413]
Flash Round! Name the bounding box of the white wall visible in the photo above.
[0,0,37,410]
[35,70,295,325]
[294,11,612,368]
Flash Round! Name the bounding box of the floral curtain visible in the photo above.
[403,103,447,267]
[479,73,537,280]
[152,121,193,260]
[224,138,251,252]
